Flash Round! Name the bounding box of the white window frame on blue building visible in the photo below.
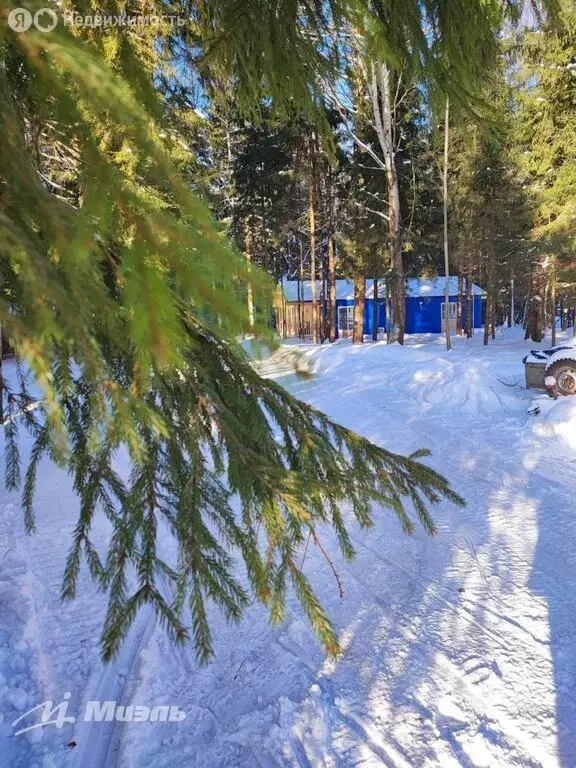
[440,301,457,331]
[338,305,354,336]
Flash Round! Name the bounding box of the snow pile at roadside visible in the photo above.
[398,356,522,415]
[533,397,576,450]
[266,340,526,417]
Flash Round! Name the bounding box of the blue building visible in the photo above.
[404,277,484,334]
[276,277,485,338]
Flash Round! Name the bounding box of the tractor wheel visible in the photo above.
[547,360,576,396]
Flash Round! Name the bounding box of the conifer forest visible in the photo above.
[1,1,576,766]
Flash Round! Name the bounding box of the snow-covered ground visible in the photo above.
[2,327,576,767]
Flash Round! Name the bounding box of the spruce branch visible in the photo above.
[6,317,464,664]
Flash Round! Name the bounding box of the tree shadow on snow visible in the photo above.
[269,411,576,768]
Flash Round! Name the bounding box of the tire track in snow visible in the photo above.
[358,537,552,652]
[70,606,156,768]
[257,481,560,764]
[349,541,512,652]
[337,552,554,768]
[277,627,528,768]
[259,340,574,767]
[354,534,576,715]
[275,641,411,768]
[286,733,315,768]
[291,549,543,766]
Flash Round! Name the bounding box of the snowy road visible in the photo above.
[2,329,576,767]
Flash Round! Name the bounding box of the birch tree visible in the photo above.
[328,47,410,343]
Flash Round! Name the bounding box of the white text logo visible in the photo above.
[12,693,185,735]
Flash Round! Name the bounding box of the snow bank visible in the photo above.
[269,340,526,417]
[534,397,576,450]
[400,357,521,415]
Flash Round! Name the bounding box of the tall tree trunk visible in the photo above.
[370,63,405,343]
[483,292,491,346]
[527,297,543,343]
[281,295,287,338]
[245,223,255,332]
[456,268,464,336]
[309,137,319,344]
[372,278,379,341]
[543,281,549,336]
[383,76,405,344]
[551,262,557,347]
[465,269,473,338]
[309,194,318,344]
[509,276,515,328]
[298,239,305,339]
[527,270,544,343]
[484,256,494,346]
[353,275,365,344]
[385,279,391,344]
[319,242,326,343]
[491,295,496,339]
[296,261,301,338]
[328,234,336,342]
[442,96,451,351]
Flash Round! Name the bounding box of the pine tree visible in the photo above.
[513,3,576,336]
[447,61,532,342]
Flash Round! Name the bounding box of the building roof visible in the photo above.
[280,277,355,301]
[406,276,485,297]
[279,276,484,301]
